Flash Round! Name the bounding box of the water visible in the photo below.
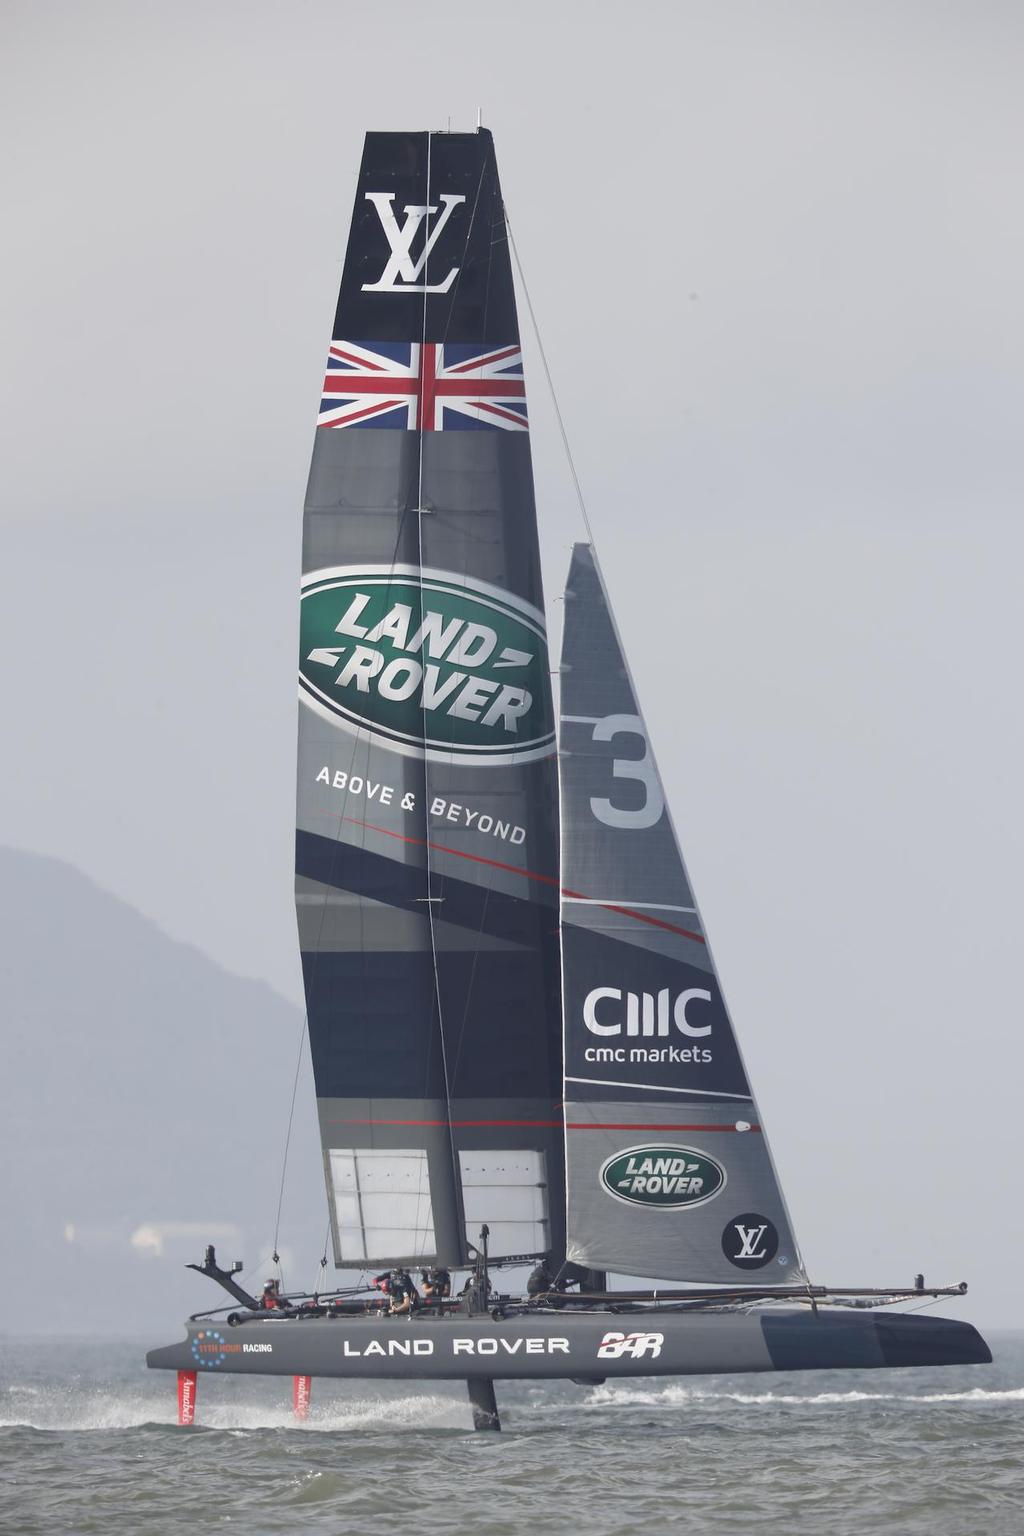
[2,1333,1021,1534]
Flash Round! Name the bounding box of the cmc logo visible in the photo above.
[583,986,713,1038]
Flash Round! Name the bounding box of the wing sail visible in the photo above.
[296,131,562,1268]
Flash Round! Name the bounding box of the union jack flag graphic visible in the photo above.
[318,340,528,431]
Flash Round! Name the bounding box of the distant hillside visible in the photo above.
[0,848,324,1335]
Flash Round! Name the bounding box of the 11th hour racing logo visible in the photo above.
[298,566,555,765]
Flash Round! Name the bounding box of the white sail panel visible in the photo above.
[329,1149,436,1262]
[458,1150,550,1255]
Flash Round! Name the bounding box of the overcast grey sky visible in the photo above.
[2,1,1022,1326]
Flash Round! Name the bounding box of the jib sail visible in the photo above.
[296,130,563,1270]
[559,544,805,1284]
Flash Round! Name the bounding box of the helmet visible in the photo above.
[264,1279,276,1289]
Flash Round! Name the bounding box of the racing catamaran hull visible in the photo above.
[147,1309,990,1382]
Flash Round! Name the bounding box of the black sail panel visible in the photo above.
[559,544,806,1284]
[296,130,561,1269]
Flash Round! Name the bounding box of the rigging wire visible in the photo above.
[311,1218,332,1296]
[505,213,596,549]
[270,1014,308,1275]
[505,201,584,1269]
[509,202,813,1289]
[241,1248,277,1292]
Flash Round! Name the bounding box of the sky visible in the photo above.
[2,1,1023,1327]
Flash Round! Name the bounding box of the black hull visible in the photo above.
[148,1309,990,1382]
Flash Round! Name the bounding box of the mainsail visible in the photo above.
[296,130,562,1270]
[559,544,806,1284]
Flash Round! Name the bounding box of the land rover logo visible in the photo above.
[299,565,555,765]
[599,1145,726,1210]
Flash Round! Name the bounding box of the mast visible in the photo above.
[296,130,562,1276]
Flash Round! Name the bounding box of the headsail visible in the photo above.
[559,544,805,1284]
[296,131,562,1270]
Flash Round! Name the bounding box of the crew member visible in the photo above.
[385,1267,418,1315]
[420,1266,451,1300]
[527,1257,555,1297]
[369,1270,394,1313]
[260,1278,287,1310]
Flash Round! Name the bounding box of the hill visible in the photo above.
[0,848,324,1335]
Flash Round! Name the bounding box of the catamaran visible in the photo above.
[147,126,990,1430]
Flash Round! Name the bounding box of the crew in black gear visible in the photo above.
[420,1266,452,1299]
[527,1258,591,1302]
[527,1257,555,1297]
[384,1267,418,1314]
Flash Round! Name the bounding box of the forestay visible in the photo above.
[296,130,563,1269]
[559,544,806,1284]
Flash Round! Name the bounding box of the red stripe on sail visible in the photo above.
[566,1123,761,1133]
[310,810,706,945]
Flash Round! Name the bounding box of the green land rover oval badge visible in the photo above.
[599,1145,727,1210]
[298,564,555,766]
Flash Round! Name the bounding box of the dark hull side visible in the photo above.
[147,1310,991,1382]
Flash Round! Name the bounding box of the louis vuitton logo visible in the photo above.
[361,191,466,294]
[733,1223,769,1260]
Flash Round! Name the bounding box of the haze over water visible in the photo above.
[2,1334,1021,1534]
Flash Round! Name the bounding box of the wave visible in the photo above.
[585,1383,1024,1409]
[0,1386,469,1434]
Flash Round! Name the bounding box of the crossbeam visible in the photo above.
[530,1281,968,1306]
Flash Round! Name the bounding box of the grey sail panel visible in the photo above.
[417,442,568,1259]
[296,130,561,1268]
[559,544,805,1284]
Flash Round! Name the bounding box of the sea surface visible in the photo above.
[1,1330,1021,1534]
